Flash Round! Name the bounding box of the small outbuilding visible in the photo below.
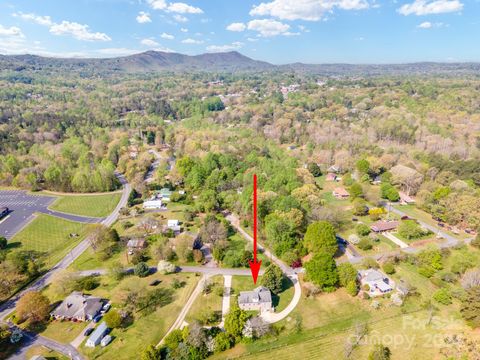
[86,321,109,348]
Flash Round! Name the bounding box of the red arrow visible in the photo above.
[249,173,262,284]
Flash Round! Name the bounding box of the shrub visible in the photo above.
[356,224,371,236]
[104,309,123,328]
[158,260,176,275]
[134,262,150,277]
[357,238,373,250]
[346,280,359,296]
[382,262,395,275]
[433,288,452,305]
[193,249,204,263]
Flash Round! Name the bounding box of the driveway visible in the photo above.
[219,275,232,328]
[0,190,103,240]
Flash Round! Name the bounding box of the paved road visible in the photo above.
[7,325,84,360]
[0,172,130,359]
[0,190,103,240]
[387,203,463,248]
[157,275,208,346]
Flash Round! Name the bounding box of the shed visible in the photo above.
[86,322,109,348]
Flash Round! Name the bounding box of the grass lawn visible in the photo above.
[186,275,224,325]
[393,204,470,240]
[38,320,88,344]
[10,214,89,268]
[216,276,472,360]
[26,346,70,360]
[49,192,122,218]
[80,272,199,360]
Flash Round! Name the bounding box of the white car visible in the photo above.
[101,303,111,313]
[101,335,112,347]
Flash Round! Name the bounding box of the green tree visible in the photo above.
[356,159,370,175]
[368,344,391,360]
[349,183,363,199]
[141,345,162,360]
[16,291,50,325]
[461,286,480,328]
[307,163,322,177]
[471,233,480,248]
[398,220,426,240]
[337,263,358,287]
[260,264,284,294]
[433,288,452,305]
[305,251,339,292]
[224,306,248,338]
[104,309,123,328]
[380,184,399,202]
[356,223,371,236]
[352,198,368,216]
[214,332,234,353]
[382,262,395,275]
[303,221,338,257]
[0,236,7,250]
[134,262,150,277]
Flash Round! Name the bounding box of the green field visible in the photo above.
[49,192,122,218]
[10,214,89,267]
[79,272,199,360]
[186,275,224,325]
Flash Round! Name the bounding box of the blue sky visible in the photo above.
[0,0,478,63]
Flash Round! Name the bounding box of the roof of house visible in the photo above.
[238,286,272,305]
[333,187,350,196]
[87,321,108,344]
[127,239,146,248]
[51,292,103,319]
[30,356,47,360]
[370,220,399,232]
[326,173,337,180]
[159,188,173,196]
[399,191,415,203]
[359,269,385,282]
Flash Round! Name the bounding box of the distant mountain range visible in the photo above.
[1,50,480,76]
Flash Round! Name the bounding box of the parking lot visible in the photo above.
[0,190,102,239]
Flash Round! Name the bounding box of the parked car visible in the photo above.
[93,315,102,323]
[101,303,111,314]
[101,335,112,347]
[84,327,94,336]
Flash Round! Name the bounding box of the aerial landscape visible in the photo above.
[1,0,480,359]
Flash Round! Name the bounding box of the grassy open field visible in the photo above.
[79,272,199,360]
[26,346,70,360]
[39,320,88,344]
[10,214,89,268]
[49,192,122,218]
[186,275,224,325]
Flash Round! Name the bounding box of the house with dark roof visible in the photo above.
[51,292,103,322]
[238,286,273,313]
[370,220,399,233]
[127,239,147,254]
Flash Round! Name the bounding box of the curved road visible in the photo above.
[0,172,130,359]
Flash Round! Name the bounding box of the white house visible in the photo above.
[358,269,395,297]
[167,219,181,232]
[238,287,273,313]
[143,199,163,209]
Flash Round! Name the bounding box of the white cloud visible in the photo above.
[226,22,247,32]
[167,2,203,14]
[247,19,290,37]
[12,12,53,26]
[161,32,175,39]
[148,0,203,14]
[418,21,432,28]
[148,0,167,10]
[0,24,24,37]
[173,14,189,22]
[247,37,259,42]
[250,0,369,21]
[141,38,160,47]
[180,27,188,32]
[50,21,111,41]
[417,21,445,28]
[136,11,152,23]
[398,0,463,15]
[206,41,244,52]
[182,38,203,44]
